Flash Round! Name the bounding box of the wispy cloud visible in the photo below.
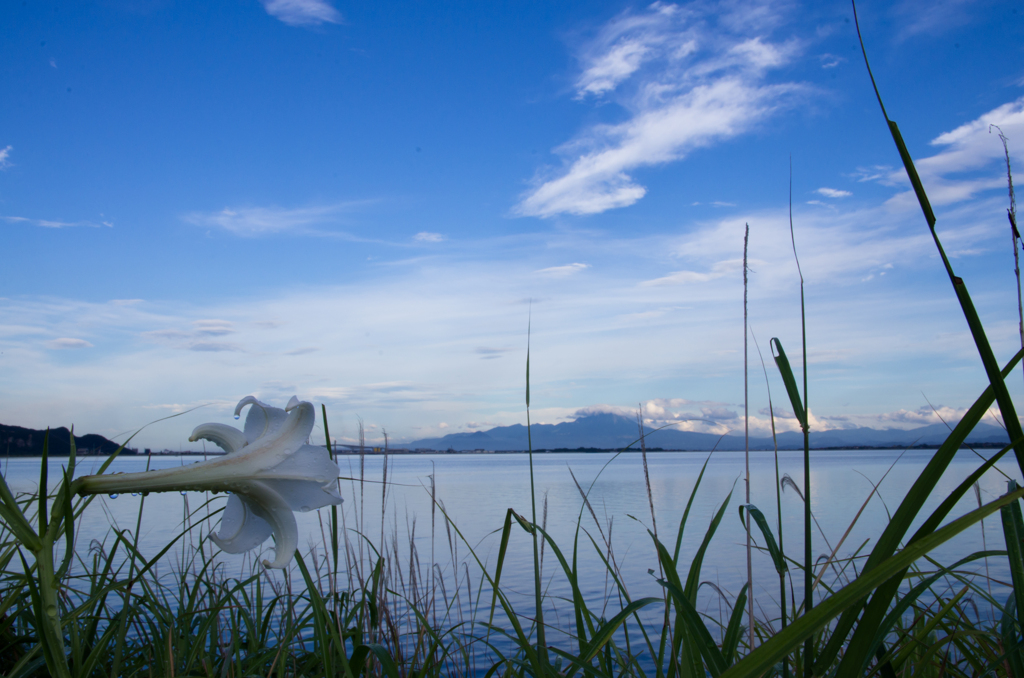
[877,404,968,425]
[0,145,11,170]
[535,263,589,277]
[142,320,239,351]
[260,0,341,27]
[414,231,446,242]
[818,53,843,68]
[193,319,235,336]
[641,258,742,286]
[2,215,112,229]
[188,341,243,352]
[183,203,361,236]
[892,0,976,39]
[816,187,851,198]
[874,96,1023,211]
[46,338,93,349]
[517,1,804,217]
[475,346,514,359]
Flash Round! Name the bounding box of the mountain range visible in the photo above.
[406,412,1010,452]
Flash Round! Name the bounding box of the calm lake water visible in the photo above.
[3,448,1020,648]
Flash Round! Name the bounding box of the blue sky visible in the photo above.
[1,0,1022,450]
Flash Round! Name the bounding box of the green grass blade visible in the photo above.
[1002,595,1024,678]
[53,465,75,581]
[38,431,49,534]
[674,453,711,563]
[719,486,1024,678]
[576,597,661,667]
[769,339,806,430]
[685,486,734,601]
[832,439,1016,676]
[488,508,516,628]
[1001,481,1024,630]
[322,404,340,573]
[658,575,728,677]
[853,1,1024,477]
[739,504,787,574]
[0,471,41,551]
[819,348,1023,674]
[722,583,749,664]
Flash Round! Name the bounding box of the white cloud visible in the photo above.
[184,203,360,236]
[193,319,235,336]
[517,2,803,217]
[0,146,11,170]
[818,53,843,69]
[892,0,976,38]
[816,187,851,198]
[641,258,742,286]
[2,215,110,229]
[414,231,445,242]
[877,405,968,426]
[260,0,341,26]
[46,338,93,349]
[536,263,589,277]
[188,341,243,352]
[878,96,1024,210]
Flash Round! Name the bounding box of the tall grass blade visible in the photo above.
[822,347,1024,675]
[722,583,749,665]
[739,504,787,576]
[768,340,806,429]
[852,0,1024,476]
[653,535,728,677]
[1001,480,1024,637]
[720,486,1024,678]
[524,311,549,672]
[1002,596,1024,678]
[322,404,340,573]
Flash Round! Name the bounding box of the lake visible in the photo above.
[2,447,1019,653]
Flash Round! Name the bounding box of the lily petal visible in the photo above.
[189,423,248,455]
[210,494,273,553]
[243,480,299,569]
[236,396,289,445]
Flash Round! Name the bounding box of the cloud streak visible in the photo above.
[517,2,804,217]
[2,215,113,229]
[183,202,365,237]
[879,96,1024,211]
[260,0,341,27]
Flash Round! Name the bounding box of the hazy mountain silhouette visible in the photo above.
[406,411,1010,451]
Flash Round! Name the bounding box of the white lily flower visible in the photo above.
[77,395,343,568]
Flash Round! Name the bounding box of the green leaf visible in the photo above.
[685,486,733,601]
[1001,480,1024,632]
[1002,595,1024,678]
[39,430,49,534]
[489,508,517,628]
[722,583,749,665]
[719,486,1024,678]
[576,597,661,666]
[821,348,1024,676]
[770,339,806,431]
[739,504,787,575]
[658,575,728,677]
[0,471,41,552]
